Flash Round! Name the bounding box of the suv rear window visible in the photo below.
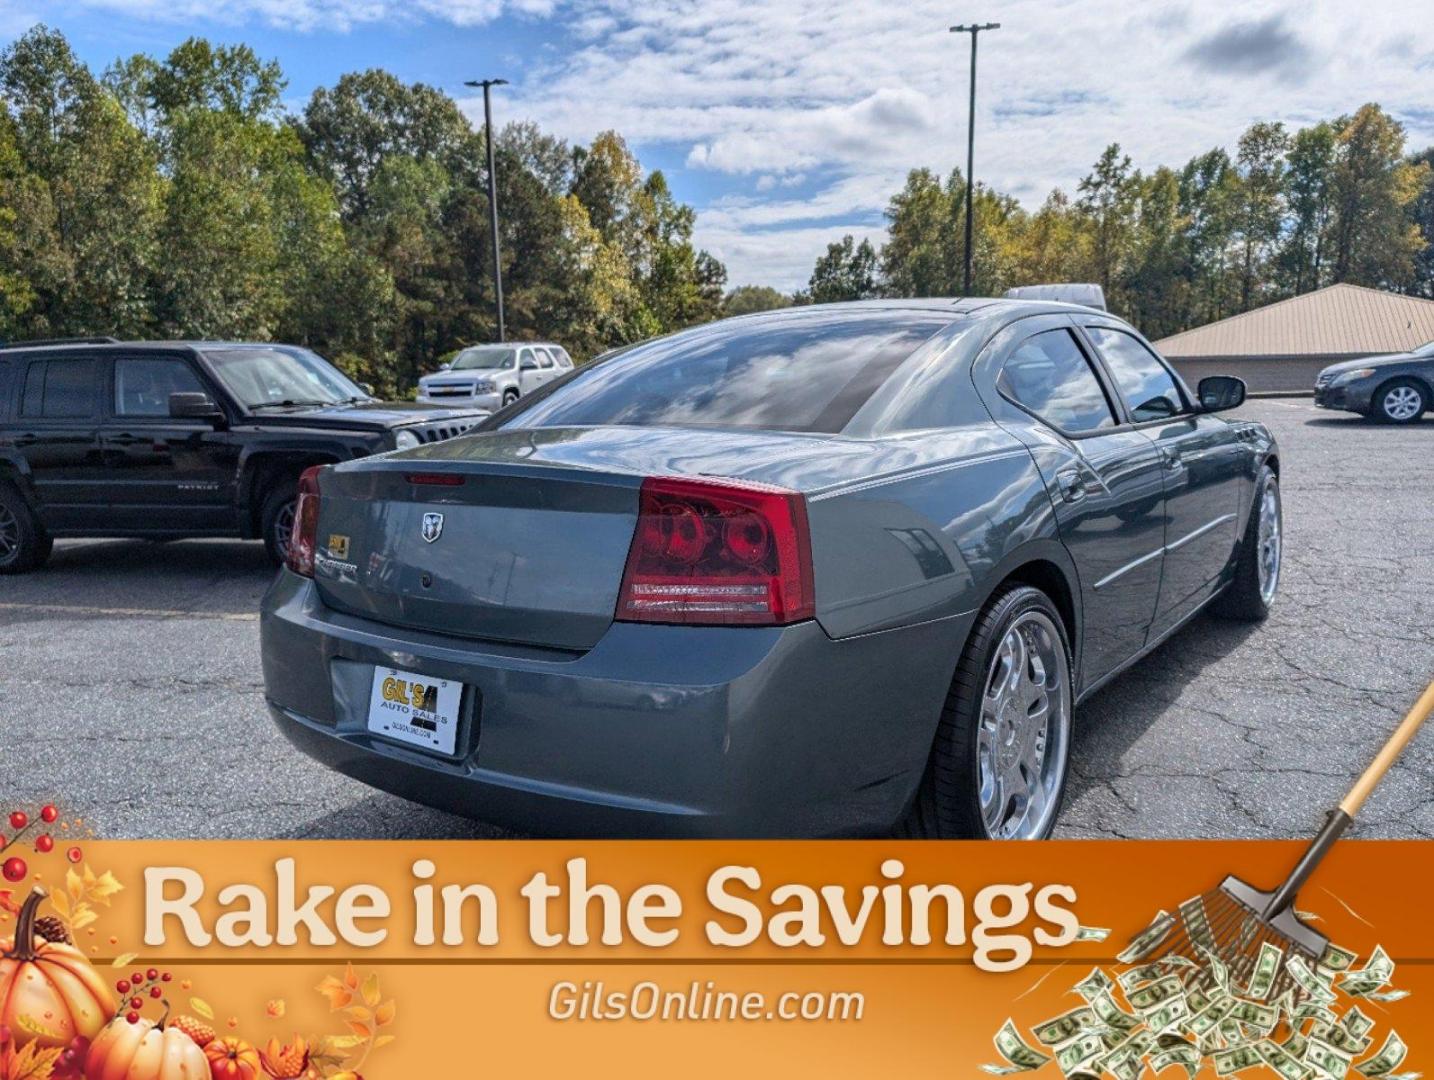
[21,358,98,418]
[509,311,949,433]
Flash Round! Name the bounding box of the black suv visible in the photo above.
[0,338,487,572]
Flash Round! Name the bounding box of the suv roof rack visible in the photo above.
[0,336,120,350]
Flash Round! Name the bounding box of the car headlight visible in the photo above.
[473,379,496,393]
[1335,368,1376,383]
[393,429,421,450]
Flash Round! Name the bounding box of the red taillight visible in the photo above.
[286,465,324,578]
[405,473,465,486]
[616,476,815,626]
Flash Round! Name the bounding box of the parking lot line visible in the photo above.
[0,600,259,621]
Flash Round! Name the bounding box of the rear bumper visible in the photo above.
[259,570,969,837]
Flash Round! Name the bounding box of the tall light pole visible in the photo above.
[949,22,999,297]
[465,78,508,341]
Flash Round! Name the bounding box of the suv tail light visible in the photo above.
[286,466,324,577]
[616,476,815,626]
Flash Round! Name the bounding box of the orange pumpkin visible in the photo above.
[0,887,115,1050]
[85,1015,208,1080]
[204,1036,262,1080]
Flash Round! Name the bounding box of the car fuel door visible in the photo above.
[974,317,1167,690]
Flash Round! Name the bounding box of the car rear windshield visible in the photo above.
[507,311,951,433]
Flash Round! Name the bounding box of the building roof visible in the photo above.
[1155,284,1434,359]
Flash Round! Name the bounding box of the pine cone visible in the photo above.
[33,915,70,944]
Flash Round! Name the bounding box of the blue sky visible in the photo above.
[3,1,1433,290]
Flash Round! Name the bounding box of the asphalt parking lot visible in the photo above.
[1,399,1431,841]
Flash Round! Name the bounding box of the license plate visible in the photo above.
[366,667,462,756]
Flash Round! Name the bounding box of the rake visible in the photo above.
[1132,678,1434,1003]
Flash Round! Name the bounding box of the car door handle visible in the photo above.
[1057,470,1087,502]
[1160,452,1185,473]
[107,433,144,446]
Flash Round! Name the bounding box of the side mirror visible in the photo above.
[1198,375,1246,413]
[438,361,452,371]
[361,382,376,396]
[520,359,538,371]
[169,391,224,422]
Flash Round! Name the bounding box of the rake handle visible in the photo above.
[1265,678,1434,920]
[1340,678,1434,817]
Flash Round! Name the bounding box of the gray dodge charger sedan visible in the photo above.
[260,299,1280,839]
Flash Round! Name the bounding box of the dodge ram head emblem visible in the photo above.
[421,512,444,543]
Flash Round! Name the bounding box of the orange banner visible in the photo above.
[1,840,1428,1077]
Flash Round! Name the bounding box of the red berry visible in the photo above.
[126,1012,140,1025]
[146,968,158,981]
[149,986,162,999]
[116,980,130,994]
[66,846,82,863]
[40,805,58,824]
[129,997,143,1010]
[8,811,26,831]
[161,972,172,982]
[0,834,6,848]
[35,835,54,853]
[131,972,143,985]
[1,857,26,882]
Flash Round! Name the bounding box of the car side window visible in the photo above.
[20,358,98,419]
[1085,327,1184,422]
[519,349,539,371]
[997,329,1116,434]
[114,358,206,417]
[535,348,555,369]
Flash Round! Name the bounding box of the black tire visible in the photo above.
[1372,378,1427,424]
[898,584,1073,840]
[1213,465,1280,621]
[260,484,298,567]
[0,484,52,574]
[502,388,520,408]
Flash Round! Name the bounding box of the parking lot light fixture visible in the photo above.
[949,21,1000,297]
[465,77,509,342]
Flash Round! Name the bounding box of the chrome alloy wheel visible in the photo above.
[1257,477,1282,604]
[1382,385,1423,421]
[0,501,19,567]
[976,611,1071,840]
[274,497,296,564]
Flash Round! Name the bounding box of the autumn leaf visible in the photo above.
[71,908,98,931]
[360,972,380,1008]
[373,1034,396,1049]
[190,997,215,1020]
[47,891,69,920]
[342,1006,371,1025]
[2,1041,64,1080]
[0,890,19,917]
[111,953,138,968]
[266,999,286,1019]
[319,1035,364,1054]
[342,963,358,990]
[65,869,84,904]
[315,975,353,1011]
[344,1020,371,1040]
[373,1000,395,1027]
[87,869,124,905]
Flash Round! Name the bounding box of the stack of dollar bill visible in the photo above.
[983,903,1416,1080]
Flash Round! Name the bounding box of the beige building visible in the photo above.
[1155,284,1434,393]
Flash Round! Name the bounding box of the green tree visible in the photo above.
[0,26,160,338]
[1233,121,1288,311]
[1076,145,1139,305]
[1408,146,1434,299]
[723,285,791,317]
[1280,122,1337,293]
[807,235,879,303]
[1327,104,1429,288]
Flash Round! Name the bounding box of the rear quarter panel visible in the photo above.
[807,426,1065,640]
